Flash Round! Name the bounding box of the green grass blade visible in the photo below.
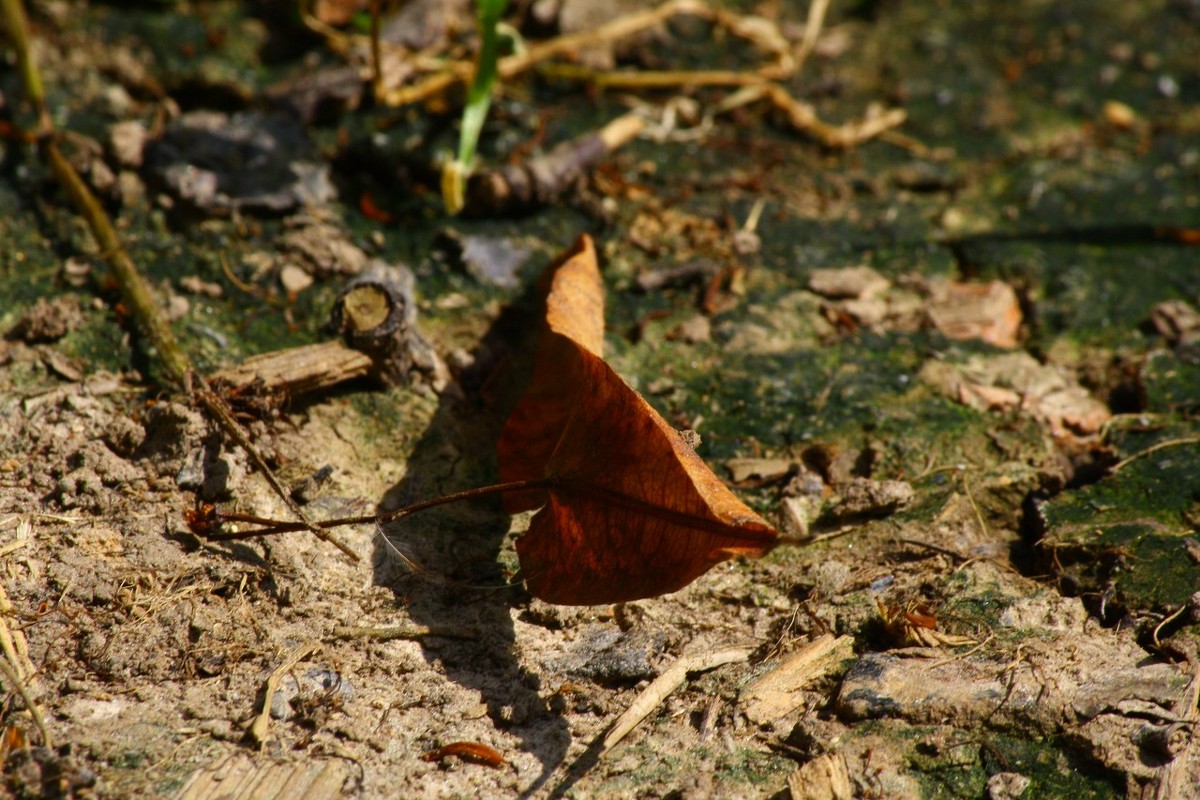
[443,0,510,214]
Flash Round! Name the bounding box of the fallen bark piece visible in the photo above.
[726,457,796,483]
[211,342,374,396]
[807,266,890,300]
[739,634,853,725]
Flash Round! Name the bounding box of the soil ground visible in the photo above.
[1,1,1199,798]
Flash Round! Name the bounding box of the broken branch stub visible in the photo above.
[329,261,447,389]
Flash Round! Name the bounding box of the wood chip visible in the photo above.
[211,341,374,395]
[787,752,853,800]
[739,634,853,725]
[726,457,795,483]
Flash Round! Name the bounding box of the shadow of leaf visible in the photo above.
[372,291,570,794]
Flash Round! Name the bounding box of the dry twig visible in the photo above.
[382,0,710,108]
[602,644,752,753]
[1111,436,1200,474]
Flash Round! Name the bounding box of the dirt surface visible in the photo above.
[2,1,1200,798]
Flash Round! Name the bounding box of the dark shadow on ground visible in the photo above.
[371,281,571,796]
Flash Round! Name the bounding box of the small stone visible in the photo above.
[1102,100,1137,129]
[279,263,314,295]
[109,122,146,168]
[61,257,93,288]
[88,158,116,194]
[780,496,820,538]
[100,84,135,118]
[116,170,145,207]
[670,314,711,344]
[179,275,224,298]
[1150,299,1200,346]
[808,266,891,300]
[986,772,1031,799]
[441,232,530,288]
[165,292,190,322]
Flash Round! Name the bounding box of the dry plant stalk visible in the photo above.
[331,624,478,641]
[0,657,51,748]
[381,0,711,108]
[373,0,902,149]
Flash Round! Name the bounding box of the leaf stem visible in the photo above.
[206,479,553,540]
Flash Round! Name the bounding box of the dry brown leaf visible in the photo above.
[497,235,778,604]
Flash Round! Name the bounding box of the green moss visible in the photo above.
[1038,421,1200,611]
[1142,348,1200,415]
[911,732,1123,800]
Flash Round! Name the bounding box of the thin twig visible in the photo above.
[382,0,710,107]
[960,470,990,540]
[1111,436,1200,474]
[0,581,36,683]
[793,0,832,75]
[207,479,551,540]
[369,0,384,102]
[897,537,970,563]
[1152,604,1190,650]
[538,64,768,90]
